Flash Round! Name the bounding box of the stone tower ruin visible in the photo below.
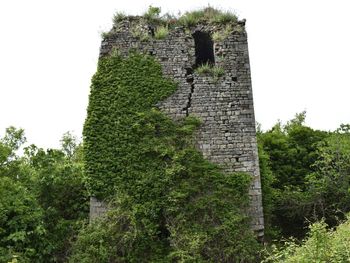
[90,13,264,237]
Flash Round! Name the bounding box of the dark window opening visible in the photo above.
[148,26,155,37]
[192,31,215,67]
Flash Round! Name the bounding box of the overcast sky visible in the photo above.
[1,0,349,149]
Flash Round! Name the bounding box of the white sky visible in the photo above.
[0,0,349,149]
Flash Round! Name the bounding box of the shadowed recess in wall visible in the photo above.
[192,31,215,67]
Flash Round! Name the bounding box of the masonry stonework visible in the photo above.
[90,16,264,237]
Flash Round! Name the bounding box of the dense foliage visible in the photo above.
[258,113,350,241]
[78,52,258,262]
[83,52,177,199]
[0,128,88,262]
[2,115,350,262]
[263,216,350,262]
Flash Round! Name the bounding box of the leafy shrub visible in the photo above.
[0,127,89,262]
[304,126,350,226]
[263,217,350,262]
[0,177,46,262]
[28,143,89,262]
[258,113,330,238]
[0,128,48,262]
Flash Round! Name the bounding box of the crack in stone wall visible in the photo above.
[183,68,195,116]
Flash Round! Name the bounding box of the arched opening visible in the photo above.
[192,31,215,68]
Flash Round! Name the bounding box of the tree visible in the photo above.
[0,128,47,262]
[0,127,89,262]
[305,125,350,226]
[263,216,350,262]
[258,113,329,238]
[27,134,88,262]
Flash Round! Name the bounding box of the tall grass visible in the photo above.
[178,7,237,27]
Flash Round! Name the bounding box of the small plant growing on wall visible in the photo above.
[212,25,232,42]
[110,47,121,57]
[154,26,169,39]
[195,63,212,74]
[212,65,225,79]
[130,24,149,42]
[100,31,112,40]
[143,6,161,22]
[211,10,238,24]
[195,63,225,82]
[178,7,238,27]
[113,12,126,25]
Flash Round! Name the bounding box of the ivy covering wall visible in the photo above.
[83,52,178,199]
[80,52,258,261]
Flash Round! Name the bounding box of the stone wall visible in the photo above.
[91,16,264,236]
[89,197,108,223]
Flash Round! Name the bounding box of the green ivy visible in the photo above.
[80,52,259,261]
[83,52,178,199]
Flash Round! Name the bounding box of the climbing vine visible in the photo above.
[80,52,258,261]
[83,52,177,199]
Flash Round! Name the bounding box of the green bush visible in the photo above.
[258,113,330,238]
[263,217,350,262]
[0,127,89,262]
[0,177,46,262]
[28,143,89,262]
